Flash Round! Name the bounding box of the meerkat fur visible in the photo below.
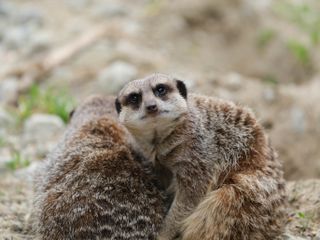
[33,95,166,240]
[116,73,287,240]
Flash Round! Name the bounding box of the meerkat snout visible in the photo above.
[145,101,158,114]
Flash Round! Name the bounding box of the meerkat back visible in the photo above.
[33,96,166,240]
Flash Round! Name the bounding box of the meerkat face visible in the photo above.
[115,74,188,133]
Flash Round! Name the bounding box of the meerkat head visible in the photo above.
[115,74,188,133]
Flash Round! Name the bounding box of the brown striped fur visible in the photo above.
[33,95,166,240]
[116,74,287,240]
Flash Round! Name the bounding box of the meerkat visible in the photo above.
[115,73,287,240]
[33,95,167,240]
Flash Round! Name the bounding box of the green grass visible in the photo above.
[5,151,30,171]
[296,211,313,232]
[274,1,320,46]
[257,29,276,48]
[287,40,311,65]
[17,84,75,124]
[263,74,279,86]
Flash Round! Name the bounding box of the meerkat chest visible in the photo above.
[133,125,182,164]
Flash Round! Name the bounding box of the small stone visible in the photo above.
[224,73,243,90]
[315,230,320,240]
[23,114,65,142]
[97,61,138,93]
[29,31,52,53]
[0,78,19,103]
[3,27,30,49]
[0,106,14,129]
[263,87,276,102]
[290,107,306,134]
[0,1,13,17]
[15,7,44,27]
[66,0,90,10]
[92,2,128,18]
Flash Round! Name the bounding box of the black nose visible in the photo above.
[146,104,158,113]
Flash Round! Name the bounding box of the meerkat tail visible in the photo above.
[181,172,286,240]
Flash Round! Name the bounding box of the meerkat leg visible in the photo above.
[158,164,211,240]
[181,172,286,240]
[157,190,193,240]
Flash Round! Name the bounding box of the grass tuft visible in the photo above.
[17,85,75,124]
[287,40,311,65]
[5,151,30,171]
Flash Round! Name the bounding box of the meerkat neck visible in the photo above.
[129,117,188,163]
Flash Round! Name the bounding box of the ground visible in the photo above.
[0,0,319,239]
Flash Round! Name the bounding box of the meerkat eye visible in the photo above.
[155,84,168,97]
[127,93,141,104]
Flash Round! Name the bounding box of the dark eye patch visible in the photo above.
[154,84,172,98]
[125,92,142,108]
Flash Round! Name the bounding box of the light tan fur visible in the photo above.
[116,73,287,240]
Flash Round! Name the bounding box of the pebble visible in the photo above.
[2,27,31,49]
[290,107,306,134]
[315,230,320,240]
[15,7,44,27]
[0,78,19,103]
[0,1,13,17]
[97,61,138,93]
[23,114,65,142]
[29,31,52,53]
[224,73,243,91]
[262,87,276,102]
[92,2,128,18]
[0,106,14,130]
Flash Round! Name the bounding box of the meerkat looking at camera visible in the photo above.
[116,73,286,240]
[33,95,167,240]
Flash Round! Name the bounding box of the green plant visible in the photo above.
[263,74,279,86]
[257,29,276,48]
[287,40,311,65]
[5,151,30,171]
[296,211,313,232]
[274,1,320,46]
[17,84,75,123]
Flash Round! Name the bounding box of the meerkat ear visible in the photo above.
[115,98,122,114]
[175,79,187,99]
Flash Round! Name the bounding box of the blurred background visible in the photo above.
[0,0,319,239]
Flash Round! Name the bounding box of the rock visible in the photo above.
[0,1,13,17]
[262,87,276,103]
[0,106,14,130]
[224,73,243,91]
[92,2,128,18]
[23,114,65,142]
[97,61,138,93]
[0,78,19,103]
[29,31,52,53]
[66,0,90,10]
[290,107,306,134]
[15,7,44,27]
[15,161,41,183]
[2,27,30,49]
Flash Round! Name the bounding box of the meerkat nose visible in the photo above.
[146,104,158,114]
